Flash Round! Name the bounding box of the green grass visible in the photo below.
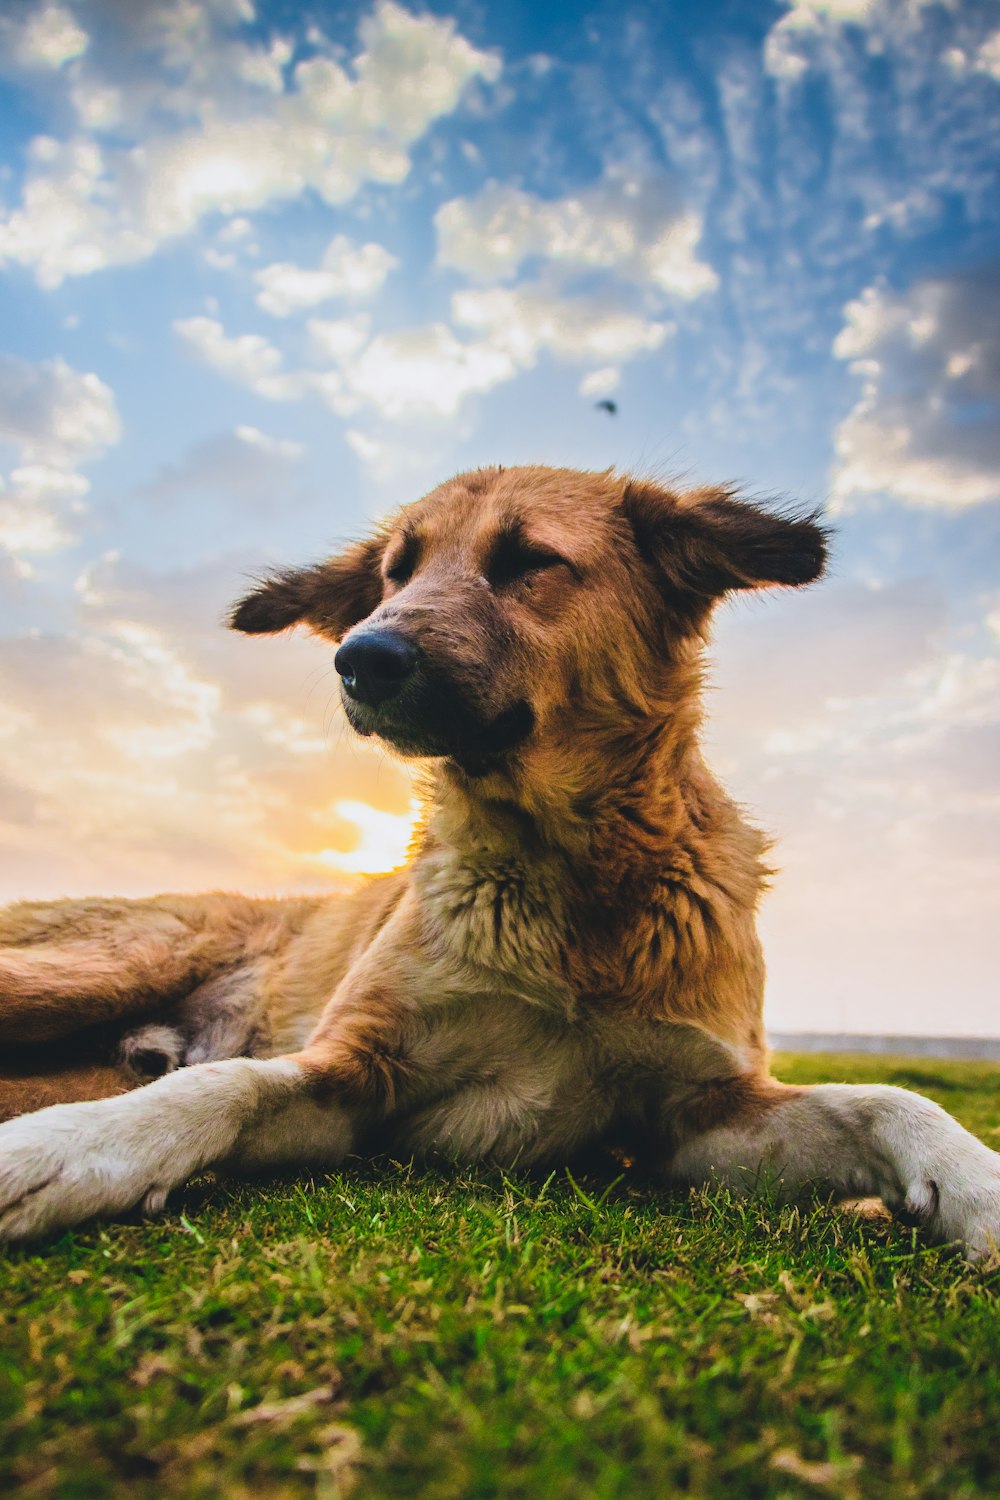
[2,1053,999,1499]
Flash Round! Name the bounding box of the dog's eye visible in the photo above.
[487,534,564,590]
[384,535,418,587]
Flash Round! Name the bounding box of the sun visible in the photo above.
[311,797,421,876]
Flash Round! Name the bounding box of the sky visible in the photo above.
[0,0,998,1037]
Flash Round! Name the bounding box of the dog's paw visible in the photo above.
[0,1098,174,1242]
[889,1124,1000,1263]
[928,1172,1000,1264]
[850,1085,1000,1264]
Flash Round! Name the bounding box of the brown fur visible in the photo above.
[6,467,1000,1258]
[0,1054,129,1121]
[2,466,826,1156]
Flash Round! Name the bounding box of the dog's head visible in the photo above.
[230,466,827,778]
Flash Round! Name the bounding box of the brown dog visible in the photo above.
[1,465,998,1254]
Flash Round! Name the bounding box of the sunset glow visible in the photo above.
[313,797,421,876]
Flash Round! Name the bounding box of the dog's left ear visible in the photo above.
[622,481,828,603]
[229,537,384,639]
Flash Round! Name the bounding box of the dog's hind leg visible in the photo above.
[0,1053,131,1123]
[0,892,310,1045]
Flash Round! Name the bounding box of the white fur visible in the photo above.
[669,1083,1000,1260]
[2,1024,998,1258]
[0,1057,349,1241]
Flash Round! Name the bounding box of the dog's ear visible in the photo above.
[229,537,384,639]
[622,481,828,605]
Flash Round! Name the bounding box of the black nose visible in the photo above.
[335,629,418,706]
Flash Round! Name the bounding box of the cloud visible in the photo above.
[137,423,304,514]
[300,285,668,422]
[0,353,120,557]
[176,277,671,423]
[708,577,948,753]
[0,550,415,899]
[233,424,303,462]
[705,576,1000,1034]
[255,235,397,317]
[336,284,669,419]
[764,0,876,78]
[579,366,620,398]
[1,3,88,71]
[307,315,372,365]
[0,353,120,462]
[435,169,717,298]
[336,322,518,419]
[175,311,369,416]
[452,282,671,362]
[831,264,1000,510]
[762,0,944,80]
[0,1,500,286]
[764,0,1000,102]
[976,30,1000,80]
[173,315,305,401]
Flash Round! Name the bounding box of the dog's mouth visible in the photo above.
[343,691,534,769]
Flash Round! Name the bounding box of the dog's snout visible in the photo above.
[335,629,418,706]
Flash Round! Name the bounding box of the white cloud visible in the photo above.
[831,268,1000,510]
[307,315,373,364]
[764,0,1000,86]
[176,313,368,416]
[232,424,303,462]
[785,0,876,22]
[177,277,670,423]
[579,366,620,398]
[2,3,88,70]
[344,428,385,465]
[0,353,120,463]
[435,170,717,298]
[217,215,254,245]
[452,284,671,365]
[255,235,397,317]
[0,1,500,286]
[174,315,306,402]
[765,0,881,78]
[0,353,120,557]
[975,30,1000,80]
[341,323,518,419]
[935,29,1000,82]
[326,285,667,419]
[0,488,77,555]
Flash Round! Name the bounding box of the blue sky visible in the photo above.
[0,0,998,1035]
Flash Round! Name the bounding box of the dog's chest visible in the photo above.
[417,849,574,1012]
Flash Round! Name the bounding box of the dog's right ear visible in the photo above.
[229,537,384,639]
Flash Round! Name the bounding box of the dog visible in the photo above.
[1,465,998,1255]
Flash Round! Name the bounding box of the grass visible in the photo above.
[2,1052,999,1499]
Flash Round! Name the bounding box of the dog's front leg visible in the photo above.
[0,1055,352,1242]
[667,1077,1000,1260]
[0,893,436,1243]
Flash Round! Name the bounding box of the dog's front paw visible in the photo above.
[0,1098,173,1242]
